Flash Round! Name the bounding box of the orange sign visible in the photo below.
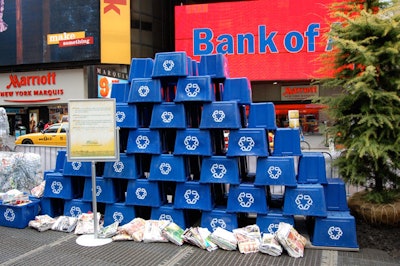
[100,0,131,64]
[47,31,86,45]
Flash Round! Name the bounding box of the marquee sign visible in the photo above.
[281,85,319,101]
[0,69,86,105]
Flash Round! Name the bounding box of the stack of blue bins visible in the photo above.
[42,151,93,218]
[293,152,357,248]
[39,51,358,249]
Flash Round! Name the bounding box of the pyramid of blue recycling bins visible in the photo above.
[37,51,357,249]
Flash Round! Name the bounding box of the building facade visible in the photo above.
[0,0,336,136]
[0,0,174,135]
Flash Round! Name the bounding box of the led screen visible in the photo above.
[175,0,334,81]
[0,0,100,66]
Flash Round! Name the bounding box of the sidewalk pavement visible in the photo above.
[0,225,399,266]
[1,134,398,265]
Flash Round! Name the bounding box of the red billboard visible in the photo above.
[175,0,334,81]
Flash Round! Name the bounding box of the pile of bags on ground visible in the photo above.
[0,152,42,193]
[28,212,307,258]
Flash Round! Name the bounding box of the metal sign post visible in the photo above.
[68,99,119,247]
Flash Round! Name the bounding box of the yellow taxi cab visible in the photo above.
[15,123,68,146]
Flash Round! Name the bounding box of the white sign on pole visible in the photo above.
[68,98,118,246]
[68,98,118,162]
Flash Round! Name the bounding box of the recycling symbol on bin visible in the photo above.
[185,83,201,97]
[212,110,225,123]
[4,208,15,222]
[160,162,172,175]
[295,194,313,210]
[51,181,63,194]
[162,60,175,71]
[136,187,147,200]
[184,136,199,150]
[210,163,227,179]
[116,111,126,123]
[72,161,82,171]
[238,192,254,208]
[184,189,200,204]
[161,111,174,123]
[159,214,173,222]
[136,135,150,149]
[96,185,102,197]
[238,136,255,152]
[328,226,343,240]
[267,166,282,180]
[267,223,279,234]
[138,85,150,97]
[69,206,82,217]
[113,212,124,223]
[210,218,226,231]
[113,161,125,173]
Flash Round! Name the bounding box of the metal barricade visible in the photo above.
[14,144,364,197]
[14,144,66,174]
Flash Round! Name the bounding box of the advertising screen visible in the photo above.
[0,0,100,66]
[175,0,334,81]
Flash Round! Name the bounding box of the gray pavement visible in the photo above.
[0,225,399,266]
[1,134,398,265]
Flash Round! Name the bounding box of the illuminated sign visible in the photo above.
[100,0,131,64]
[3,72,62,101]
[47,31,86,45]
[175,0,334,81]
[96,67,128,98]
[0,0,100,66]
[97,75,128,98]
[0,69,86,105]
[281,85,319,101]
[59,37,94,48]
[193,24,325,55]
[6,73,56,89]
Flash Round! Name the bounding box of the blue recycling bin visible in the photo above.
[152,51,189,78]
[199,101,242,129]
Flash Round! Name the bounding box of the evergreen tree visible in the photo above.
[316,0,400,203]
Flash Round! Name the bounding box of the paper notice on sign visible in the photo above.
[68,99,118,161]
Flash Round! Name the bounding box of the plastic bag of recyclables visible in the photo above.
[183,227,218,251]
[275,222,307,258]
[161,222,185,246]
[98,221,119,238]
[51,216,78,233]
[143,220,170,243]
[74,212,102,235]
[30,181,45,198]
[259,233,283,256]
[112,218,185,245]
[0,152,42,194]
[112,217,146,241]
[209,227,238,251]
[27,213,305,258]
[51,212,102,234]
[29,214,57,232]
[233,224,262,254]
[1,189,30,206]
